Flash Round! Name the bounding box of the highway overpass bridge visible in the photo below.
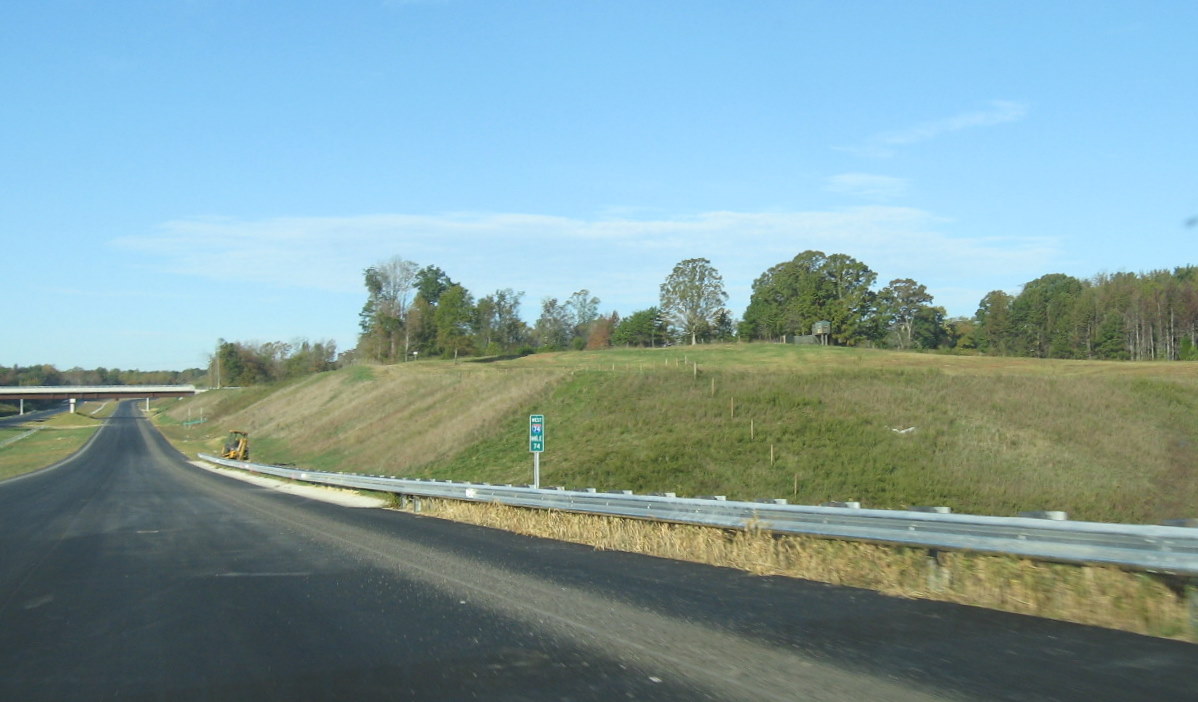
[0,385,198,414]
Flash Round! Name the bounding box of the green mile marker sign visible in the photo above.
[529,414,545,453]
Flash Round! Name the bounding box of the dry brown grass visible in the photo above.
[409,497,1195,642]
[166,364,570,473]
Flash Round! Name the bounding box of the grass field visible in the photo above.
[159,344,1198,524]
[0,402,113,481]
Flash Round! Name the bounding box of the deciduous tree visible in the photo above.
[534,297,571,350]
[565,289,600,349]
[741,251,876,345]
[659,258,728,345]
[877,278,934,349]
[434,284,475,357]
[415,265,456,306]
[586,312,619,349]
[358,256,419,362]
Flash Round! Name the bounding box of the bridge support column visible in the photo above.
[19,399,23,415]
[69,398,76,414]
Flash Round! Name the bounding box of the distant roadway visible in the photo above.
[0,402,1194,700]
[0,406,65,427]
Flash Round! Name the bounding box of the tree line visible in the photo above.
[353,256,738,362]
[14,252,1193,401]
[211,339,339,387]
[0,364,205,387]
[355,252,1198,363]
[352,252,951,360]
[972,267,1198,360]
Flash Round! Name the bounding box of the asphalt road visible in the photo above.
[0,403,1194,701]
[0,406,66,427]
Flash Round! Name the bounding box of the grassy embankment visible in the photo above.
[152,345,1198,640]
[0,402,116,481]
[159,345,1198,524]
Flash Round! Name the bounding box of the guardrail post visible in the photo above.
[1161,518,1198,528]
[1018,510,1068,520]
[1185,580,1198,640]
[926,549,951,593]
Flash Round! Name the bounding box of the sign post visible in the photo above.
[529,414,544,489]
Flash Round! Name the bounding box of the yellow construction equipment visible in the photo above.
[221,430,250,461]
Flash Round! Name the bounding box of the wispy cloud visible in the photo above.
[843,100,1029,158]
[880,100,1028,145]
[825,173,909,201]
[112,208,1058,317]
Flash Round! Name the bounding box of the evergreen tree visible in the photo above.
[612,308,667,347]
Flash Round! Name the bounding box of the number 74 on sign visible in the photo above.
[529,414,545,453]
[529,414,545,489]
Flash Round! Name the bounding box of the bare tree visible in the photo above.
[360,256,419,361]
[565,289,600,347]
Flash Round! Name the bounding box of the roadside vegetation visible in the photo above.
[0,402,113,481]
[156,344,1198,524]
[152,346,1198,640]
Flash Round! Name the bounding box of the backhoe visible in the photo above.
[220,430,249,461]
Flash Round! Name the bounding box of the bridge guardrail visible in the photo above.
[198,453,1198,577]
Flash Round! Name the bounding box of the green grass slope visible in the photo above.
[0,403,111,481]
[156,345,1198,524]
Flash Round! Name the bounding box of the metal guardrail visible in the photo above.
[198,454,1198,577]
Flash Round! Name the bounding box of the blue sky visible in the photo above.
[3,0,1196,371]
